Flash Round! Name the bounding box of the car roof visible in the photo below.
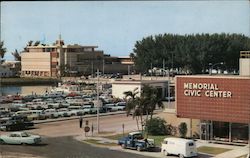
[129,131,142,135]
[10,131,26,135]
[163,137,194,143]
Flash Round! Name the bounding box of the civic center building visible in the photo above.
[174,51,250,144]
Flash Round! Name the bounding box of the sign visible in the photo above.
[176,76,250,123]
[84,126,90,132]
[183,83,232,98]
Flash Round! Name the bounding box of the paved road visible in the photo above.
[0,113,212,158]
[0,136,153,158]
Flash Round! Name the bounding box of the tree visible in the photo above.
[178,122,187,138]
[0,41,6,60]
[27,40,33,46]
[12,49,21,61]
[123,88,141,130]
[33,41,40,46]
[141,84,163,120]
[124,85,163,133]
[146,117,167,135]
[133,33,250,74]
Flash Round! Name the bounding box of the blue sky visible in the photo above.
[1,1,250,60]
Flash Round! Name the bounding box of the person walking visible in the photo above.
[79,116,83,128]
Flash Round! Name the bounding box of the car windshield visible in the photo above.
[133,134,143,140]
[21,132,30,137]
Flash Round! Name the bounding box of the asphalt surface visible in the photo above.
[0,136,154,158]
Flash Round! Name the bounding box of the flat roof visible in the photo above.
[175,75,250,80]
[112,79,168,85]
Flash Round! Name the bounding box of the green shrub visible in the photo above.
[178,122,187,138]
[146,117,167,135]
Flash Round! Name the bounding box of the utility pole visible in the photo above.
[102,59,105,75]
[96,69,100,133]
[128,65,130,75]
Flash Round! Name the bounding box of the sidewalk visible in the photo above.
[214,145,249,158]
[75,133,249,158]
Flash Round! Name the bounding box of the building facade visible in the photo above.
[21,36,134,78]
[175,51,250,143]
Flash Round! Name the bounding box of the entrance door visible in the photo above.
[200,121,212,140]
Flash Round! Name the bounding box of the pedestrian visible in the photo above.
[79,116,83,128]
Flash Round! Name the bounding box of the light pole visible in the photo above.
[96,69,100,134]
[209,62,224,75]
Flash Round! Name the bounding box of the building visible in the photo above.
[174,51,250,143]
[2,61,21,76]
[21,36,134,78]
[0,65,13,77]
[112,79,168,99]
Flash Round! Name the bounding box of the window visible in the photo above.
[21,132,30,137]
[189,142,194,146]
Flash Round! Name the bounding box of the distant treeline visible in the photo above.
[132,33,250,74]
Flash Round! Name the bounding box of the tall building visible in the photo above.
[21,36,133,78]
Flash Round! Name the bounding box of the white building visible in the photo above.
[0,65,13,77]
[112,80,168,99]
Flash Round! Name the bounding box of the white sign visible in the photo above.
[183,83,232,98]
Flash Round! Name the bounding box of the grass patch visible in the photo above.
[147,135,170,146]
[104,133,129,140]
[83,139,117,146]
[197,146,232,155]
[236,154,248,158]
[98,131,115,135]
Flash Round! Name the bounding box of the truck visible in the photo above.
[118,131,155,151]
[161,137,198,158]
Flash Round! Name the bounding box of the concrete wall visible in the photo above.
[112,83,142,99]
[240,58,250,76]
[158,112,200,137]
[21,52,51,72]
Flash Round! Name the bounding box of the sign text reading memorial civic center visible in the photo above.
[183,83,232,98]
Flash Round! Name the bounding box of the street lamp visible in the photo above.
[209,62,224,75]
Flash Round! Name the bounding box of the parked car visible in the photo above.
[0,132,41,145]
[57,108,70,117]
[118,131,155,151]
[0,119,34,131]
[43,109,59,118]
[161,137,197,158]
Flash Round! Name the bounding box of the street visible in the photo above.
[0,113,212,158]
[0,136,153,158]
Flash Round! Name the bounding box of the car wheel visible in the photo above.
[21,142,28,146]
[179,154,184,158]
[136,146,142,152]
[121,144,126,149]
[0,139,6,145]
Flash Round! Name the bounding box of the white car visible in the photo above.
[0,132,42,145]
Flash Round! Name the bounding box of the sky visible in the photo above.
[1,1,250,60]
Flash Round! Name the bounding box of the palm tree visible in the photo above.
[12,49,21,61]
[123,88,141,130]
[33,41,40,46]
[0,41,6,62]
[141,84,163,120]
[27,40,33,46]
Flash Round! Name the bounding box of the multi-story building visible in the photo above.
[21,36,133,78]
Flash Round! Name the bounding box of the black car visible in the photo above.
[0,116,34,131]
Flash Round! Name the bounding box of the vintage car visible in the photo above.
[118,131,155,151]
[0,132,41,145]
[0,116,34,131]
